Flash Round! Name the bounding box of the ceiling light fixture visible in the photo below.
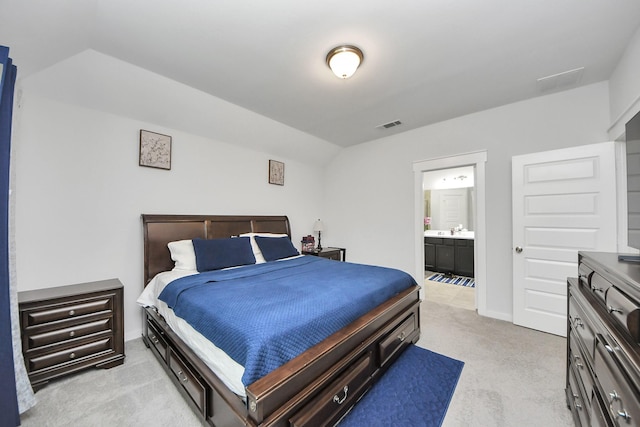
[326,45,364,79]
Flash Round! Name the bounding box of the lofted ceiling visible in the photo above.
[2,0,640,147]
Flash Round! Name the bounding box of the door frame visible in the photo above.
[413,150,488,316]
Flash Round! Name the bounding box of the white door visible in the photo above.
[512,142,617,336]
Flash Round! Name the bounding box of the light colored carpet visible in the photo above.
[418,301,573,427]
[20,301,573,427]
[19,338,204,427]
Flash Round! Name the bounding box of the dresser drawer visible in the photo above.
[605,287,640,343]
[169,349,206,415]
[590,273,611,305]
[23,296,113,327]
[568,364,590,426]
[569,293,596,360]
[578,263,594,288]
[27,337,113,372]
[26,318,112,349]
[594,335,640,426]
[590,388,614,427]
[290,352,373,427]
[147,318,168,361]
[569,331,595,411]
[378,314,417,366]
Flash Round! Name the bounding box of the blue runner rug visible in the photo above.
[427,273,475,288]
[339,344,464,427]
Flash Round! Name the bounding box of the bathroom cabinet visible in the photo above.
[424,236,474,277]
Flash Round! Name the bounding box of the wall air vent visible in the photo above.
[376,120,402,130]
[536,67,584,93]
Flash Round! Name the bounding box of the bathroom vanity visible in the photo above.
[424,231,474,277]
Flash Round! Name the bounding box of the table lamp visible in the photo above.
[313,219,324,251]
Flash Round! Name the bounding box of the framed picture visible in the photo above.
[139,129,172,170]
[269,160,284,185]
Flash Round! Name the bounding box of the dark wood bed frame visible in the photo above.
[141,214,421,426]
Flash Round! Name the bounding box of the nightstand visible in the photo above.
[304,247,346,262]
[18,278,125,391]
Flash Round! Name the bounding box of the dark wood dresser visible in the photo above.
[18,279,125,391]
[566,252,640,426]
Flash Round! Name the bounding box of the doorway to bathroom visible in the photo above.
[413,151,487,316]
[423,166,475,311]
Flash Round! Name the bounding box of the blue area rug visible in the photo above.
[339,344,464,427]
[427,273,475,288]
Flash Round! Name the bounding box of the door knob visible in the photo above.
[515,246,523,253]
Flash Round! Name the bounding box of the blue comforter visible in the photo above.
[159,256,416,386]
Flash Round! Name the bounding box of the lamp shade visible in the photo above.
[326,46,363,79]
[313,219,324,232]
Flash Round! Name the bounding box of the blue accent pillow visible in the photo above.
[254,236,299,261]
[192,237,256,271]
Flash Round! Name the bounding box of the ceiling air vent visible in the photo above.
[376,120,402,130]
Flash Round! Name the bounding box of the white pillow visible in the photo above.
[239,232,289,263]
[167,239,197,271]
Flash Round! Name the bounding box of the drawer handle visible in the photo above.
[69,331,75,338]
[572,355,583,369]
[609,391,632,421]
[69,352,76,359]
[398,331,407,342]
[616,409,631,421]
[150,334,159,345]
[572,393,582,409]
[593,286,604,293]
[177,370,189,383]
[609,390,620,402]
[69,309,76,316]
[573,317,583,328]
[607,306,623,315]
[333,385,349,405]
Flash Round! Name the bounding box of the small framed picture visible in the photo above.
[269,160,284,185]
[139,129,172,170]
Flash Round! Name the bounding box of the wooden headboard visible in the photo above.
[141,214,291,286]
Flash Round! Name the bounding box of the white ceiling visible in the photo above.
[2,0,640,147]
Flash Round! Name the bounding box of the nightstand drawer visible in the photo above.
[322,250,342,261]
[28,337,113,372]
[23,297,113,327]
[27,318,112,349]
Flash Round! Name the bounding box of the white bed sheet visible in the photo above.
[136,270,247,397]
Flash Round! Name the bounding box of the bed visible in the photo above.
[140,214,421,426]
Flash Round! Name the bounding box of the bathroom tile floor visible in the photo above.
[423,273,475,311]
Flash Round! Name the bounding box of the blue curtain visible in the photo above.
[0,46,20,427]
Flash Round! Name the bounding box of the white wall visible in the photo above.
[323,82,610,319]
[12,61,329,341]
[609,25,640,140]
